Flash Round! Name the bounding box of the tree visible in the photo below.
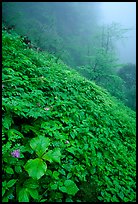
[93,23,130,53]
[75,23,131,104]
[2,2,101,67]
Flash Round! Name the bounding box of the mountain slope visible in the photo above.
[2,29,136,202]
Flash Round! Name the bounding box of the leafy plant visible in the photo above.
[2,28,136,202]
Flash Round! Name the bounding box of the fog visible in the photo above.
[2,2,136,110]
[2,2,136,65]
[99,2,136,64]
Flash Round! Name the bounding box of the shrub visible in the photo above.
[2,29,136,202]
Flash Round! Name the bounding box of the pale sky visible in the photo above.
[99,2,136,64]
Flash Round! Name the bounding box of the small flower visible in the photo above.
[44,107,50,111]
[65,140,69,144]
[2,84,4,89]
[11,149,20,158]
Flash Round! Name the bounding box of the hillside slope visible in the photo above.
[2,29,136,202]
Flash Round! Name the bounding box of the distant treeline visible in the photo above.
[2,2,136,110]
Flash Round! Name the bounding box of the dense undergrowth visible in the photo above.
[2,29,136,202]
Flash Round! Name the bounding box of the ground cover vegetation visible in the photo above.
[2,2,136,111]
[2,27,136,202]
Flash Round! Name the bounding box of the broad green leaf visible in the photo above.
[46,169,53,176]
[42,150,53,162]
[3,114,13,129]
[70,132,75,139]
[58,169,66,175]
[97,152,102,159]
[53,171,60,179]
[24,158,47,180]
[6,167,14,174]
[27,188,39,200]
[64,180,79,196]
[59,186,67,193]
[7,179,17,188]
[50,183,58,190]
[67,173,72,179]
[98,196,103,201]
[58,181,64,186]
[24,178,39,189]
[7,129,23,141]
[52,148,61,163]
[18,188,29,202]
[15,165,22,173]
[117,191,124,200]
[67,147,75,155]
[30,136,50,157]
[2,188,6,196]
[42,148,61,163]
[2,181,7,187]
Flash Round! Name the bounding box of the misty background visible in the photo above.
[100,2,136,64]
[2,2,136,110]
[2,2,136,65]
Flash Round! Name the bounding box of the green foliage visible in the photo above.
[59,180,79,195]
[25,158,47,180]
[75,47,130,106]
[30,136,50,157]
[2,3,135,111]
[2,2,99,67]
[117,63,136,110]
[73,23,134,108]
[2,29,136,202]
